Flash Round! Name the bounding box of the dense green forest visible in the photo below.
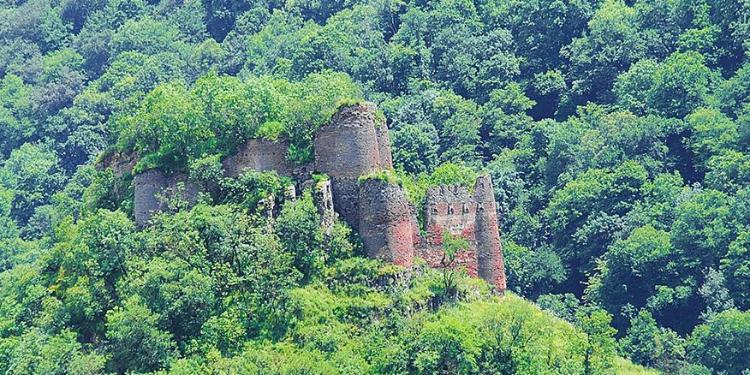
[1,0,749,373]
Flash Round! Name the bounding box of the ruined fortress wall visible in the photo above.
[314,103,383,178]
[127,102,506,293]
[418,184,480,277]
[473,175,507,292]
[375,120,393,170]
[134,170,167,227]
[329,178,361,231]
[97,151,137,178]
[133,170,199,227]
[223,138,293,177]
[415,245,479,278]
[314,103,391,231]
[424,185,477,243]
[312,179,336,237]
[358,179,415,266]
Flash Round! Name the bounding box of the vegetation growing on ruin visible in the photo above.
[2,0,750,373]
[117,72,363,173]
[358,169,401,186]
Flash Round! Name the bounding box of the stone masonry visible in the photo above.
[124,103,506,292]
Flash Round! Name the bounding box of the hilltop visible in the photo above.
[2,0,750,373]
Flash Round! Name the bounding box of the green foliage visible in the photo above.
[2,0,750,373]
[117,71,362,171]
[545,161,648,286]
[577,307,618,375]
[504,241,566,299]
[105,296,177,373]
[217,170,291,211]
[276,191,325,282]
[588,225,677,326]
[357,169,400,186]
[439,231,469,299]
[687,309,750,375]
[0,143,67,226]
[399,162,478,224]
[722,230,750,309]
[621,310,686,372]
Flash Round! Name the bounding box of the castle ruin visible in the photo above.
[126,103,506,293]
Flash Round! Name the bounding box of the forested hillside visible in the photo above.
[0,0,749,373]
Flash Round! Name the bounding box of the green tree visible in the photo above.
[105,296,176,373]
[276,191,325,282]
[620,310,686,372]
[564,0,645,103]
[503,241,565,299]
[721,231,750,309]
[0,143,66,226]
[578,307,617,375]
[687,309,750,375]
[648,52,719,118]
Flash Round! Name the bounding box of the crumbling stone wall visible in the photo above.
[97,151,137,178]
[473,175,507,292]
[302,178,336,237]
[314,103,384,178]
[424,185,477,241]
[126,102,506,293]
[375,119,393,170]
[314,103,393,231]
[133,170,199,226]
[358,179,416,266]
[417,185,479,278]
[409,176,507,291]
[223,138,294,177]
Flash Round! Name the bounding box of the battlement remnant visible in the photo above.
[125,102,506,293]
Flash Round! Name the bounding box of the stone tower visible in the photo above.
[473,175,507,292]
[313,103,392,230]
[358,179,416,267]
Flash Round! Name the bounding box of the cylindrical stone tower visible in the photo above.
[357,179,415,267]
[473,174,507,293]
[314,103,389,230]
[314,103,383,178]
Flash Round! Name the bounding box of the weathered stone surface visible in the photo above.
[415,245,479,278]
[473,175,506,293]
[133,170,199,227]
[375,119,393,170]
[223,138,293,177]
[312,179,336,236]
[97,151,137,178]
[314,103,383,178]
[424,185,477,243]
[412,176,507,293]
[418,184,479,278]
[329,178,361,231]
[358,179,415,266]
